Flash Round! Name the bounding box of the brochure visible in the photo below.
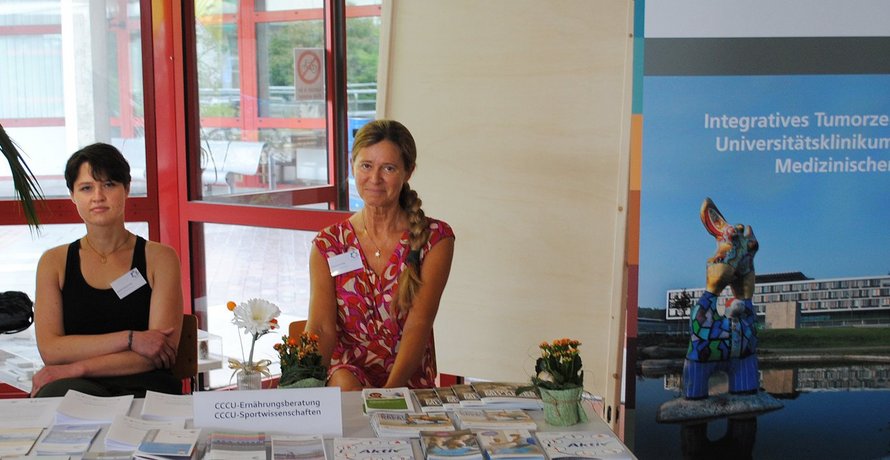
[104,414,184,452]
[270,434,326,460]
[0,427,43,457]
[34,424,101,456]
[332,437,414,460]
[132,428,202,460]
[54,390,133,425]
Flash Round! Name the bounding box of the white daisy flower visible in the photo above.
[232,298,281,336]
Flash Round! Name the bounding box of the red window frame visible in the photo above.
[0,0,377,317]
[150,0,380,313]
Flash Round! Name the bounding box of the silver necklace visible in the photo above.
[361,211,383,258]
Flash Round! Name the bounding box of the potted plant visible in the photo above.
[531,338,588,426]
[274,331,327,388]
[0,123,42,334]
[0,122,44,230]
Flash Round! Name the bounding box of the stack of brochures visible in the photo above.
[434,387,462,411]
[204,431,267,460]
[470,383,543,410]
[332,437,415,460]
[34,424,101,456]
[104,415,185,452]
[0,398,60,429]
[362,387,418,414]
[534,431,633,460]
[452,409,537,431]
[451,384,485,408]
[140,390,194,421]
[0,427,43,457]
[370,412,455,437]
[411,388,445,413]
[270,434,326,460]
[420,429,483,460]
[132,428,202,460]
[54,390,133,425]
[476,429,545,460]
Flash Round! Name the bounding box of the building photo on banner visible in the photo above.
[632,1,890,459]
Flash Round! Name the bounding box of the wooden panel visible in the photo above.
[381,1,633,425]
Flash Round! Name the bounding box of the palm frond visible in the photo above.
[0,122,45,230]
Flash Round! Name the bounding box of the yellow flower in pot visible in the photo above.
[532,338,588,426]
[274,331,327,388]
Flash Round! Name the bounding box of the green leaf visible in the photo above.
[0,123,44,231]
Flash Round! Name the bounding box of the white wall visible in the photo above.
[380,1,634,418]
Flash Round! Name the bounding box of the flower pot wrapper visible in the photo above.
[279,362,328,387]
[539,387,587,426]
[279,377,327,389]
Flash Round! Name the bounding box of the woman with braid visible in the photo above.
[307,120,455,390]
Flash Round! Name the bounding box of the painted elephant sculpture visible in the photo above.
[683,198,760,400]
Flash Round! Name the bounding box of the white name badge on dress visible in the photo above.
[110,268,148,299]
[327,248,363,276]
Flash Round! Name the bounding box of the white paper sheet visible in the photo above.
[140,391,194,420]
[0,398,60,428]
[104,415,184,451]
[55,390,134,425]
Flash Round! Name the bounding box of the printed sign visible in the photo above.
[294,48,325,101]
[193,387,342,437]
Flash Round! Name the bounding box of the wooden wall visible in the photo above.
[379,1,634,422]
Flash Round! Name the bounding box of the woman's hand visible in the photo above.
[30,362,84,397]
[131,328,178,369]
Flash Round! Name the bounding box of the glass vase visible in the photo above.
[237,370,262,390]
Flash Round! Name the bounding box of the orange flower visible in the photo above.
[533,337,583,390]
[226,300,237,311]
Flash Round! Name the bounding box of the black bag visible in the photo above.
[0,291,33,334]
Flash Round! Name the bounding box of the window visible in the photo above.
[0,0,154,295]
[192,1,380,210]
[186,0,383,388]
[0,0,384,390]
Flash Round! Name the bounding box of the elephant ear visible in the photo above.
[700,197,728,238]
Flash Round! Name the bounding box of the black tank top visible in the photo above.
[62,236,152,334]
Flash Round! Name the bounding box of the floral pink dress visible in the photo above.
[314,218,455,388]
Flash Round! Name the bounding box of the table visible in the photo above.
[0,330,223,398]
[7,390,632,458]
[102,391,630,458]
[0,347,38,397]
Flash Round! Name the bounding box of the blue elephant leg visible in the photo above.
[728,354,759,394]
[683,360,720,400]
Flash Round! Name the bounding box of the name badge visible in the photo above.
[110,268,148,299]
[327,248,363,276]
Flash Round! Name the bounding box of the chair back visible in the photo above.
[288,320,307,338]
[172,314,199,393]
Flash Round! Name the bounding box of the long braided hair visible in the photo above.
[352,120,431,312]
